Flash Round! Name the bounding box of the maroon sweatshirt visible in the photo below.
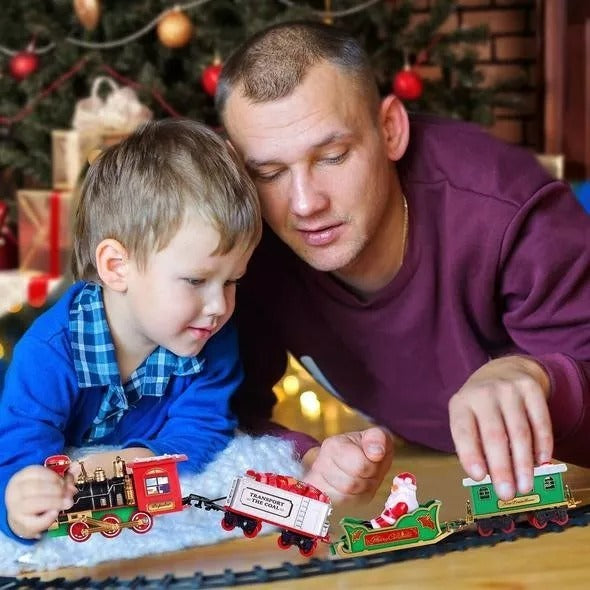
[233,114,590,466]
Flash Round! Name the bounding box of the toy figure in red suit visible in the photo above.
[370,472,419,528]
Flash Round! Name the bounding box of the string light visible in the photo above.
[0,1,385,57]
[282,374,300,396]
[300,390,321,420]
[0,61,180,127]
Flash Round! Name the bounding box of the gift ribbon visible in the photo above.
[49,190,61,277]
[27,190,63,307]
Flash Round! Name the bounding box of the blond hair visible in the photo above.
[72,119,261,281]
[216,21,380,118]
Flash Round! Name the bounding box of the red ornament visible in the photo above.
[392,65,423,101]
[9,51,39,81]
[201,62,222,97]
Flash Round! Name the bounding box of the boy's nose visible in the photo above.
[203,290,227,318]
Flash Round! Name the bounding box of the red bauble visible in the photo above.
[392,66,423,101]
[9,51,39,80]
[201,63,222,97]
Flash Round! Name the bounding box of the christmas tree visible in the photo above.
[0,0,524,187]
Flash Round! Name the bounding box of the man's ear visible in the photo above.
[379,94,410,162]
[95,239,129,292]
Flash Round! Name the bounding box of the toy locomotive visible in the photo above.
[43,453,579,559]
[44,453,332,556]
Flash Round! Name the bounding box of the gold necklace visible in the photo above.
[399,193,409,269]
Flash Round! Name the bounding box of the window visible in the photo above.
[145,475,170,495]
[478,487,491,500]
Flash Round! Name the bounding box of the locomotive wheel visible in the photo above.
[68,520,91,542]
[221,513,236,531]
[299,537,318,557]
[100,514,122,538]
[243,520,262,538]
[477,522,494,537]
[130,511,153,534]
[527,512,547,529]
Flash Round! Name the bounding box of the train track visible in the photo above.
[2,503,589,589]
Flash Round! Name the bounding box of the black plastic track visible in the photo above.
[2,504,589,589]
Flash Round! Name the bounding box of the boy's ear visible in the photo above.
[95,239,129,292]
[379,94,410,162]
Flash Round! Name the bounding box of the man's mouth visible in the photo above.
[297,223,343,247]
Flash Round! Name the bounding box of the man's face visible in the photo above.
[223,62,397,277]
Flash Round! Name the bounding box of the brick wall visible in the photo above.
[412,0,539,147]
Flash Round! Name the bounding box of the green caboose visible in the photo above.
[463,462,577,535]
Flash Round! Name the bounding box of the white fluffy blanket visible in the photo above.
[0,434,303,575]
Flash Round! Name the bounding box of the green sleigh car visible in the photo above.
[330,463,579,558]
[330,499,461,557]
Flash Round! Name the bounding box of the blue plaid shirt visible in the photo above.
[69,283,203,442]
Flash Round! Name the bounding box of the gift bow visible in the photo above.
[72,76,153,133]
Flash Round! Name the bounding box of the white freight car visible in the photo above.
[222,473,332,555]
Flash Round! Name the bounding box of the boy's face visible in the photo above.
[122,213,252,358]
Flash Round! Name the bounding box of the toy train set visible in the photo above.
[43,453,580,558]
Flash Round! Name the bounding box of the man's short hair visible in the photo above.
[72,118,261,282]
[215,20,381,117]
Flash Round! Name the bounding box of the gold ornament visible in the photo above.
[323,0,333,25]
[73,0,101,31]
[157,10,194,49]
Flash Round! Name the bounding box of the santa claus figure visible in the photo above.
[370,472,419,529]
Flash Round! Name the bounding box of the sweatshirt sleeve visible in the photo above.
[0,333,77,543]
[499,180,590,465]
[124,322,240,473]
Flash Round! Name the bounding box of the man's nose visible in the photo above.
[289,170,329,217]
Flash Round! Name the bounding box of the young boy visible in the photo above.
[0,119,262,543]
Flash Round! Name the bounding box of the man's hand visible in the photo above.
[6,465,77,540]
[302,427,393,505]
[449,355,553,500]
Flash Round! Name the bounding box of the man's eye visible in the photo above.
[321,151,348,165]
[254,168,283,182]
[184,278,204,286]
[225,279,240,287]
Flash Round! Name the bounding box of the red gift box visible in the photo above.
[17,189,73,277]
[0,201,18,271]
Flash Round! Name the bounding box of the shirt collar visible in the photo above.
[69,282,203,391]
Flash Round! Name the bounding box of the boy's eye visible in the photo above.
[184,278,204,286]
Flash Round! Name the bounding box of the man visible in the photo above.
[215,21,590,505]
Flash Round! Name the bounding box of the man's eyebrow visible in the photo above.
[246,132,353,169]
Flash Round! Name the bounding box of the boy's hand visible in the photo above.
[302,427,393,505]
[449,355,553,501]
[5,465,77,539]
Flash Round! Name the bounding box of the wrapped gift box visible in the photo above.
[17,190,73,276]
[51,129,102,190]
[52,76,153,190]
[0,270,64,314]
[51,129,131,190]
